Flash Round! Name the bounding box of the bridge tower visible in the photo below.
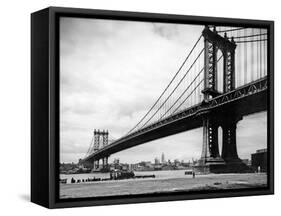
[93,129,100,152]
[102,130,109,147]
[199,26,246,172]
[91,129,110,171]
[202,25,236,100]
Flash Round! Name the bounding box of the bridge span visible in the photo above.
[82,25,268,173]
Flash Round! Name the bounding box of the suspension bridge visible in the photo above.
[82,25,268,173]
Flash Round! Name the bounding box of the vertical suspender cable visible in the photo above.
[244,28,247,84]
[256,29,259,79]
[259,28,262,78]
[235,29,238,87]
[263,30,267,76]
[251,28,254,82]
[238,30,242,87]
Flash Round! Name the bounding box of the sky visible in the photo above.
[60,17,267,164]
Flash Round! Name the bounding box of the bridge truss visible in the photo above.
[83,25,268,172]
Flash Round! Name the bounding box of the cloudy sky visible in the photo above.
[60,17,267,164]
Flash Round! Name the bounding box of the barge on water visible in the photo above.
[63,169,156,184]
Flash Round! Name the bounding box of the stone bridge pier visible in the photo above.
[92,156,109,172]
[195,26,251,173]
[197,111,251,173]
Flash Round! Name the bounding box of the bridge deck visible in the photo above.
[84,77,267,162]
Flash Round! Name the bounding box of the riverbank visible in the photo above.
[60,169,192,184]
[60,173,267,199]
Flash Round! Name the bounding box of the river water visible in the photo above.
[60,173,267,198]
[60,169,192,184]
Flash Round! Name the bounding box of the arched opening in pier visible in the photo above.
[217,49,224,93]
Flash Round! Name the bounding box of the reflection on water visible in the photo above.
[60,169,191,184]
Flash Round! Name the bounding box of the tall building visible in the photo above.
[154,157,160,165]
[161,152,165,164]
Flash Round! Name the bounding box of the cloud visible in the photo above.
[59,17,267,163]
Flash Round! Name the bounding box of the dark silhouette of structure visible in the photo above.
[251,149,267,172]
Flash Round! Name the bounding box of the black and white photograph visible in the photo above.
[1,0,280,214]
[59,17,269,199]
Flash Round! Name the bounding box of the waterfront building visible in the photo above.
[251,149,267,172]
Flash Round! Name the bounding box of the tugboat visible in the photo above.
[110,169,135,180]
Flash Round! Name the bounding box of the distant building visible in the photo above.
[129,164,139,170]
[251,149,267,172]
[161,153,165,164]
[174,159,180,166]
[113,158,120,164]
[134,161,154,171]
[121,164,129,170]
[154,157,160,165]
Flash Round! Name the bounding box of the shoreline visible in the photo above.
[60,172,266,185]
[60,173,267,199]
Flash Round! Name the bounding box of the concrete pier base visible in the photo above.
[194,161,253,174]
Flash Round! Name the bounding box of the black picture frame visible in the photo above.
[31,6,274,209]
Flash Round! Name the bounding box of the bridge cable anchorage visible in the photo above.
[126,34,203,134]
[159,54,224,119]
[139,47,204,129]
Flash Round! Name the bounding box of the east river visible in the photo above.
[60,171,267,199]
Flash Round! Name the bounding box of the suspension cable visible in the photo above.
[126,34,203,134]
[172,79,204,115]
[167,55,223,116]
[140,48,205,129]
[159,67,204,120]
[85,133,95,157]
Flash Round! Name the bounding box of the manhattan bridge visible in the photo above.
[82,25,268,173]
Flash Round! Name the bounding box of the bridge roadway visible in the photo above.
[83,76,268,162]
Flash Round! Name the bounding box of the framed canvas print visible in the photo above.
[31,7,274,208]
